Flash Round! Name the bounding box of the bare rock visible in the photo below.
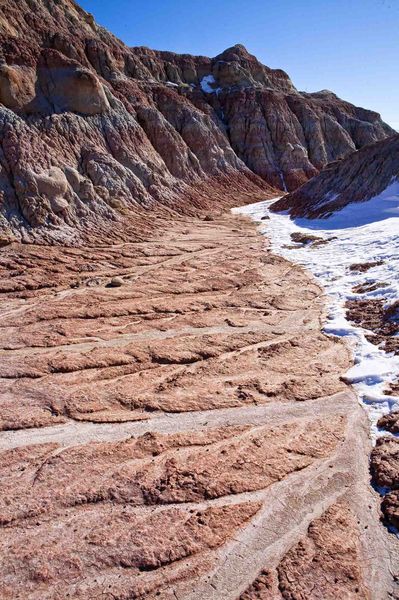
[349,260,384,272]
[239,570,279,599]
[370,436,399,490]
[0,217,350,430]
[377,411,399,434]
[0,498,260,599]
[381,490,399,530]
[106,276,124,287]
[346,298,399,354]
[0,215,394,599]
[352,281,388,294]
[0,1,393,243]
[290,232,327,245]
[276,502,370,599]
[272,134,399,217]
[239,502,371,599]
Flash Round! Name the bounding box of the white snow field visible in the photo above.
[233,188,399,443]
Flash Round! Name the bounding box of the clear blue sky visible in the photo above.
[79,0,398,130]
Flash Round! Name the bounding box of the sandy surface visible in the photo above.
[0,213,397,599]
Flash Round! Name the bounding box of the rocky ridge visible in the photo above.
[272,133,399,217]
[0,0,394,243]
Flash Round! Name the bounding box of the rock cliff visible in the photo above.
[272,134,399,217]
[0,0,394,243]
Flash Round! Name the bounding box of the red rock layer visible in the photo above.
[0,216,350,431]
[0,213,396,599]
[240,502,371,599]
[346,298,399,355]
[370,436,399,530]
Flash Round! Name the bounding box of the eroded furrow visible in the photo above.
[0,214,397,599]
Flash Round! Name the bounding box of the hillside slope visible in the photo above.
[136,44,393,190]
[0,0,394,243]
[272,134,399,218]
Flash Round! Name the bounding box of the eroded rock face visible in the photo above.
[38,50,110,115]
[0,2,273,244]
[0,63,36,110]
[272,134,399,217]
[0,495,260,599]
[0,216,351,431]
[0,419,346,525]
[0,0,393,243]
[275,502,370,599]
[370,436,399,491]
[237,503,372,599]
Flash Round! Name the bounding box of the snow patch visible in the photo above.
[200,74,221,94]
[233,195,399,443]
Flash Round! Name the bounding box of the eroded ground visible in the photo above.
[0,214,398,599]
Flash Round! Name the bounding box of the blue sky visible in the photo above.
[79,0,398,130]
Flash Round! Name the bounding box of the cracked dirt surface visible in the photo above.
[0,213,398,599]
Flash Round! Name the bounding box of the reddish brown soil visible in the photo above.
[346,298,399,355]
[371,437,399,531]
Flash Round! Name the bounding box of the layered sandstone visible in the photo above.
[0,1,398,597]
[0,0,394,243]
[0,213,397,598]
[130,44,393,190]
[240,502,371,600]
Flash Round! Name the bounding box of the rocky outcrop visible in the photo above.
[133,45,392,189]
[272,134,399,217]
[0,216,351,430]
[276,503,371,599]
[0,0,394,243]
[371,436,399,491]
[0,1,273,244]
[346,298,399,355]
[370,436,399,529]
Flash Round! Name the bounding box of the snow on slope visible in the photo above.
[233,190,399,443]
[296,180,399,227]
[200,74,221,94]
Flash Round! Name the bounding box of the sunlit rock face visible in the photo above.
[0,0,394,243]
